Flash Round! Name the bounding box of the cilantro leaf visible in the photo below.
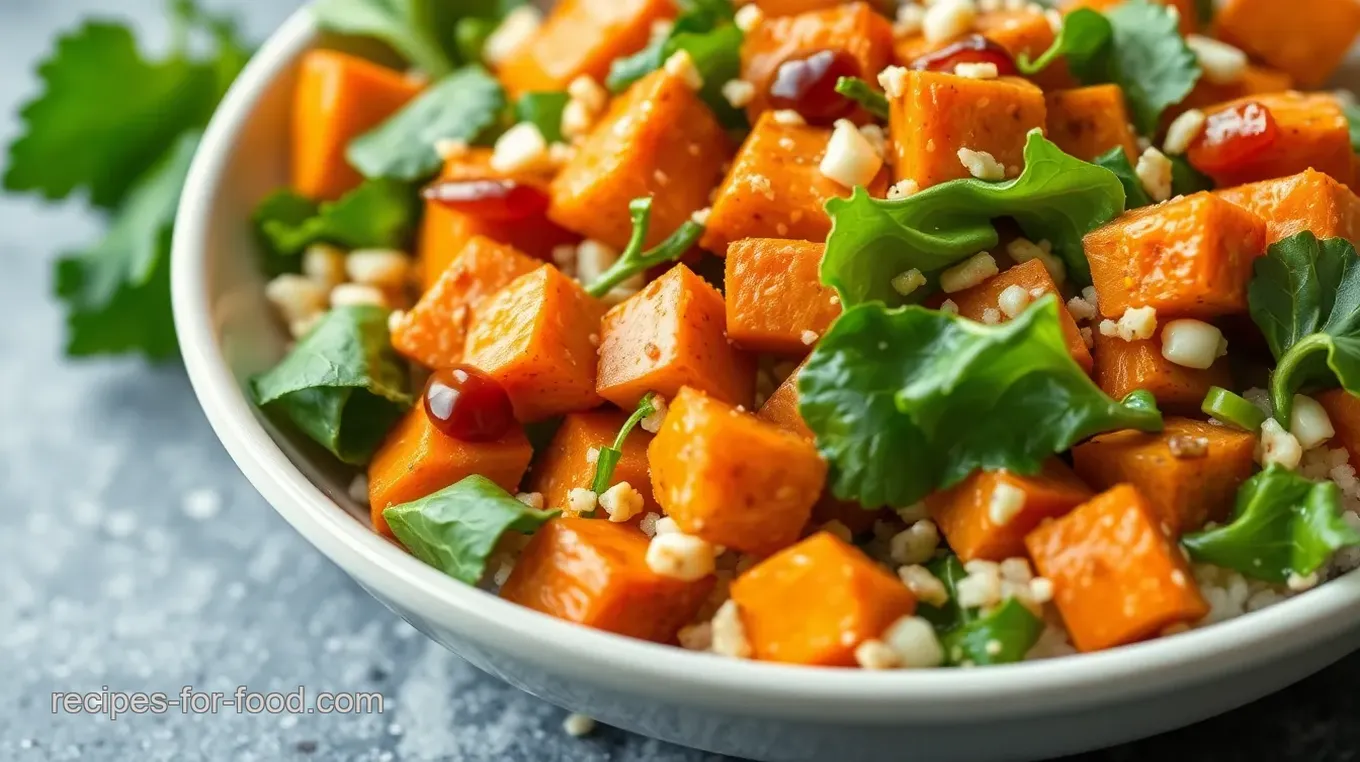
[917,555,1044,666]
[310,0,456,77]
[1017,8,1112,76]
[1248,233,1360,424]
[1093,146,1153,210]
[822,131,1125,307]
[1183,466,1360,584]
[253,179,420,268]
[515,91,570,144]
[591,393,658,495]
[584,197,705,298]
[798,297,1163,507]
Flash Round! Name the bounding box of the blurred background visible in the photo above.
[2,1,1360,760]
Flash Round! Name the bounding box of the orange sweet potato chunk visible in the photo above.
[392,236,542,369]
[527,411,658,516]
[1045,85,1139,163]
[949,259,1093,374]
[597,264,756,410]
[649,387,826,555]
[500,518,714,643]
[1084,192,1267,320]
[887,70,1047,191]
[757,361,813,440]
[1215,170,1360,248]
[1026,484,1208,652]
[291,50,423,201]
[896,9,1074,90]
[549,68,732,251]
[495,0,677,93]
[731,532,916,665]
[463,265,608,422]
[1187,93,1354,189]
[740,2,895,121]
[701,112,889,254]
[725,239,842,355]
[1090,330,1232,415]
[367,407,533,536]
[1072,418,1257,536]
[926,461,1093,563]
[1213,0,1360,89]
[1169,65,1293,124]
[1319,390,1360,464]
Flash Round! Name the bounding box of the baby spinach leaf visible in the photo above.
[348,66,505,182]
[591,393,658,495]
[1017,8,1112,77]
[251,306,414,465]
[384,475,559,585]
[585,197,705,298]
[1183,466,1360,584]
[822,131,1124,306]
[253,179,419,267]
[1093,146,1152,210]
[834,76,889,120]
[798,297,1163,508]
[515,91,570,144]
[916,555,1044,666]
[1247,233,1360,424]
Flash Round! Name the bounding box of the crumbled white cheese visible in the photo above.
[939,252,999,293]
[954,62,999,80]
[1163,109,1207,156]
[722,79,756,108]
[1135,147,1173,203]
[1186,34,1248,85]
[923,0,978,44]
[490,122,552,174]
[988,482,1027,526]
[820,119,884,189]
[599,482,645,523]
[346,248,411,288]
[664,50,704,90]
[1291,395,1336,451]
[483,6,542,67]
[996,284,1031,319]
[957,147,1006,181]
[1258,418,1303,471]
[646,532,716,581]
[1160,319,1223,369]
[892,268,928,297]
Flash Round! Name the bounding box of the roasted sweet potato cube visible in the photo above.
[291,50,422,200]
[926,461,1093,563]
[650,387,826,555]
[392,236,542,369]
[757,359,813,440]
[495,0,676,93]
[1084,192,1267,320]
[1026,484,1208,652]
[701,112,889,254]
[1213,0,1360,89]
[1169,64,1293,124]
[597,264,756,409]
[1319,390,1360,464]
[463,265,608,421]
[1062,0,1197,34]
[730,532,917,665]
[896,9,1074,90]
[1188,93,1354,189]
[725,239,842,355]
[1045,85,1139,163]
[1091,330,1232,415]
[740,2,895,121]
[500,518,714,642]
[1072,418,1257,536]
[1215,170,1360,248]
[527,411,657,516]
[949,259,1093,373]
[549,68,733,251]
[886,69,1047,191]
[367,407,533,536]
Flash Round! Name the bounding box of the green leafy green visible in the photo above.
[1183,466,1360,584]
[515,92,570,144]
[454,16,500,65]
[1171,154,1214,195]
[1017,8,1112,77]
[585,197,705,298]
[310,0,464,77]
[834,77,889,120]
[798,298,1163,508]
[1193,0,1215,26]
[251,306,414,465]
[347,66,506,182]
[384,475,559,584]
[1093,146,1153,210]
[591,394,658,495]
[917,556,1044,666]
[253,179,419,267]
[822,131,1124,306]
[1247,233,1360,424]
[1346,102,1360,153]
[1202,386,1267,432]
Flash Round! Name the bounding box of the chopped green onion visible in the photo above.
[834,76,889,120]
[585,198,703,298]
[1202,386,1267,431]
[591,393,658,495]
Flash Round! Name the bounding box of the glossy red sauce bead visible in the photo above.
[422,179,550,222]
[910,35,1019,78]
[423,366,515,442]
[1187,101,1279,175]
[768,49,863,124]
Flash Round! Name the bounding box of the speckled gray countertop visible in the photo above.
[2,2,1360,760]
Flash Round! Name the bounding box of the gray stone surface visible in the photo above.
[2,1,1359,760]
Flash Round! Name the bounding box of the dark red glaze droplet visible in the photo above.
[423,366,515,442]
[910,34,1019,78]
[422,179,550,222]
[1187,101,1279,175]
[768,49,863,124]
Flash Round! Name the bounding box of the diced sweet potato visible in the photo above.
[527,411,657,516]
[1169,64,1293,124]
[724,239,842,355]
[757,360,813,440]
[549,68,732,251]
[740,2,895,121]
[1084,192,1268,320]
[291,50,423,200]
[650,386,826,555]
[1062,0,1197,34]
[597,264,756,409]
[896,9,1075,90]
[1045,85,1139,163]
[702,112,889,254]
[949,259,1093,373]
[1213,0,1360,89]
[392,236,542,369]
[887,69,1047,191]
[367,406,533,536]
[463,265,608,421]
[495,0,676,93]
[926,461,1093,562]
[1215,170,1360,247]
[1090,330,1232,414]
[500,518,714,642]
[1187,93,1354,189]
[1072,418,1257,535]
[1316,390,1360,464]
[1026,484,1208,652]
[730,532,917,665]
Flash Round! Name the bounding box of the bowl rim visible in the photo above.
[172,3,1360,724]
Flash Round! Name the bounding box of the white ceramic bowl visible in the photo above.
[171,8,1360,761]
